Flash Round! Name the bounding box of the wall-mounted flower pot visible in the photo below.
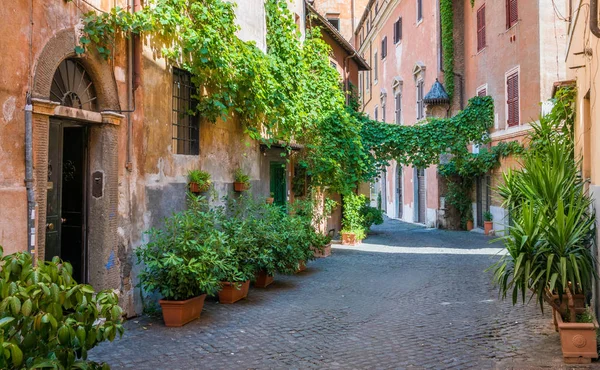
[555,311,598,364]
[484,221,493,235]
[159,294,207,327]
[189,182,210,194]
[296,260,306,273]
[254,270,274,288]
[218,280,250,304]
[312,243,331,258]
[342,232,356,245]
[266,197,274,204]
[234,182,249,192]
[466,220,474,231]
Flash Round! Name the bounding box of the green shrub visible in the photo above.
[187,169,211,186]
[483,211,493,222]
[0,248,123,369]
[341,193,366,239]
[361,204,383,230]
[136,197,226,300]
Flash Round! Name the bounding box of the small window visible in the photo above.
[328,18,340,31]
[506,71,519,126]
[477,87,487,97]
[417,0,423,22]
[395,92,402,124]
[374,52,378,83]
[381,96,386,122]
[374,106,379,121]
[506,0,518,29]
[366,70,371,92]
[381,37,388,59]
[416,79,425,120]
[477,5,486,51]
[172,68,199,155]
[394,18,403,44]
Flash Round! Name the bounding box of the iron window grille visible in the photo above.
[172,68,199,155]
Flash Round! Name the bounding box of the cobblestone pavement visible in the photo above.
[90,218,600,369]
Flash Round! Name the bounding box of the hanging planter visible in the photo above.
[233,168,250,192]
[188,170,211,194]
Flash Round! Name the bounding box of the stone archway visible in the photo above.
[31,27,123,291]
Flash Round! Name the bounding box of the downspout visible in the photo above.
[591,0,600,38]
[25,93,35,254]
[454,72,464,110]
[124,0,140,171]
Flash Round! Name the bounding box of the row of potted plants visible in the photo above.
[187,168,252,194]
[490,88,598,364]
[136,195,335,327]
[340,193,383,245]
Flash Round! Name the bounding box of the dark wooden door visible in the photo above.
[45,120,87,283]
[270,162,286,206]
[396,166,403,219]
[417,168,426,224]
[476,175,491,228]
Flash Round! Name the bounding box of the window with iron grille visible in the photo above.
[172,68,199,155]
[394,92,402,124]
[394,18,402,44]
[417,0,423,22]
[381,37,387,59]
[416,79,424,120]
[506,71,519,126]
[506,0,518,29]
[477,5,486,51]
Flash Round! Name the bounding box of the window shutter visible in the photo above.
[477,5,486,51]
[507,72,519,126]
[393,22,398,43]
[507,0,518,28]
[395,93,402,124]
[477,88,487,97]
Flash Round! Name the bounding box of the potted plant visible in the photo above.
[490,90,597,364]
[0,248,123,369]
[136,200,223,326]
[312,231,332,258]
[266,192,275,204]
[483,210,493,235]
[465,207,474,231]
[234,168,250,192]
[188,169,211,193]
[341,193,367,245]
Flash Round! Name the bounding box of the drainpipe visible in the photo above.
[124,0,139,172]
[591,0,600,38]
[25,93,35,254]
[344,52,358,105]
[454,72,464,110]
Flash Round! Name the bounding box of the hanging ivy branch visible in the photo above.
[440,0,455,102]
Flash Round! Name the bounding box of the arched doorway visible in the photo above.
[45,59,98,282]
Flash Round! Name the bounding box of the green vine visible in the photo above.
[440,0,454,102]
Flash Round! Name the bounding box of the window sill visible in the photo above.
[476,46,487,55]
[416,19,423,27]
[505,21,519,33]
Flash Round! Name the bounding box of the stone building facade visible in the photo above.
[0,0,362,316]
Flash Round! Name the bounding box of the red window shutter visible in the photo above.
[507,72,519,126]
[477,5,486,51]
[507,0,518,28]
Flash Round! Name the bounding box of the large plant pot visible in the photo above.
[551,294,586,331]
[466,220,474,231]
[555,311,598,364]
[159,294,206,327]
[312,243,332,258]
[189,182,210,194]
[483,221,493,235]
[254,270,274,288]
[342,232,356,246]
[234,182,249,192]
[218,280,250,304]
[296,260,307,273]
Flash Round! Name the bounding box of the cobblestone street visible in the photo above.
[90,219,600,369]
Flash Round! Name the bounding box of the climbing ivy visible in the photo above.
[440,0,454,102]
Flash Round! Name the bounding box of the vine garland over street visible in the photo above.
[77,0,495,195]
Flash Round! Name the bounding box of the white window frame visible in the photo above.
[504,65,521,130]
[416,78,425,121]
[374,50,379,85]
[476,83,488,97]
[374,105,379,121]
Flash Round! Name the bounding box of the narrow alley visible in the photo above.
[89,219,578,369]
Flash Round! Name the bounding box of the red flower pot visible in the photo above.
[312,243,332,258]
[342,232,356,245]
[234,182,249,192]
[254,270,274,288]
[218,280,250,304]
[159,294,206,327]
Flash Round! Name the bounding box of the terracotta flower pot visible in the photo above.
[159,294,206,327]
[254,270,274,288]
[312,243,332,258]
[342,232,356,246]
[296,260,306,273]
[189,182,210,193]
[234,182,249,192]
[551,294,586,332]
[218,280,250,304]
[466,220,474,231]
[555,311,598,364]
[484,221,493,235]
[266,197,274,204]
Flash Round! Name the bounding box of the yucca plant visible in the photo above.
[490,87,597,322]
